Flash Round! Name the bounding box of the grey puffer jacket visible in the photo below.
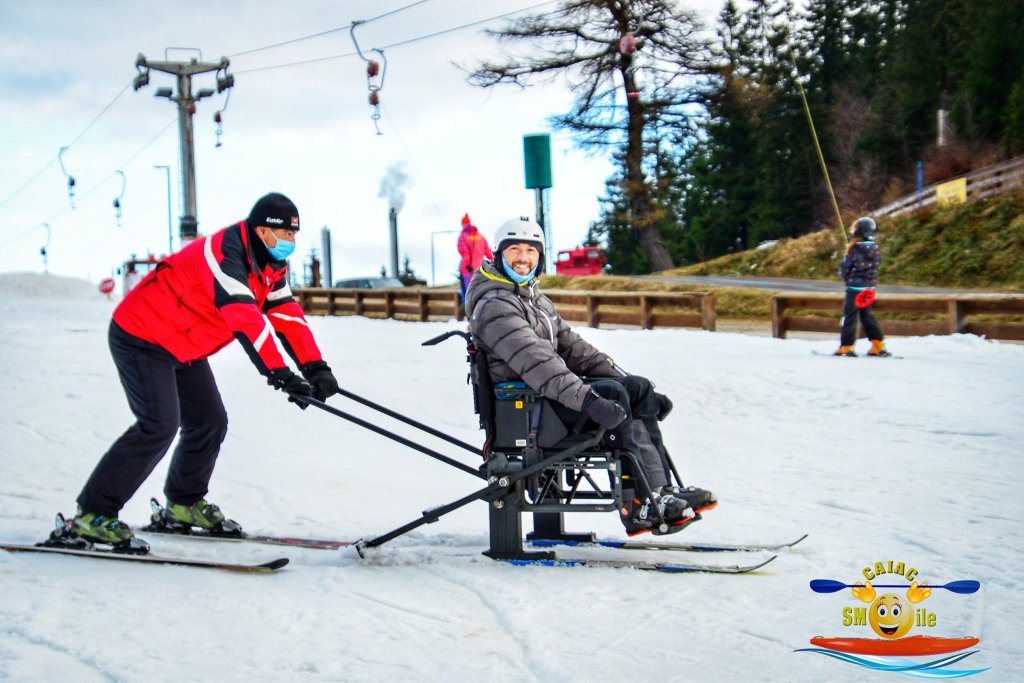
[464,259,624,412]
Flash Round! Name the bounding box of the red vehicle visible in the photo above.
[555,246,606,276]
[118,254,161,295]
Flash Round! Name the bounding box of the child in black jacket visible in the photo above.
[835,217,890,356]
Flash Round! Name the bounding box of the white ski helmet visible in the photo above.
[494,216,546,270]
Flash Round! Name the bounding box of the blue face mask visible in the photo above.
[264,235,295,260]
[501,255,537,284]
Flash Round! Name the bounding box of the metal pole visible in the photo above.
[175,71,199,240]
[134,51,231,244]
[321,226,333,287]
[154,165,173,254]
[388,208,399,278]
[534,188,553,273]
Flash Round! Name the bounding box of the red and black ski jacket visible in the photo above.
[112,221,322,376]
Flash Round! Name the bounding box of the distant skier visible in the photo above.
[457,213,492,301]
[465,217,716,536]
[71,193,341,550]
[834,216,890,357]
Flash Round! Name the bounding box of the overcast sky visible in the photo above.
[2,0,726,285]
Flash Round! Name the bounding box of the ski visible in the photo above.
[135,526,353,550]
[0,542,288,573]
[139,497,351,549]
[812,350,902,359]
[528,533,808,554]
[503,554,778,574]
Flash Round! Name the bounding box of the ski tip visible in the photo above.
[223,557,289,573]
[260,557,290,571]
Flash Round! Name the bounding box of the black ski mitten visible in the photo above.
[581,390,628,430]
[267,368,313,409]
[301,360,340,401]
[655,392,673,421]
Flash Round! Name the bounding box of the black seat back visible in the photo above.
[470,343,569,451]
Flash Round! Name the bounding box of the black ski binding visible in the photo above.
[143,497,245,538]
[41,512,150,554]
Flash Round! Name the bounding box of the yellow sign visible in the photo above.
[935,177,967,206]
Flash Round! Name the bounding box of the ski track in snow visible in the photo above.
[1,272,1023,681]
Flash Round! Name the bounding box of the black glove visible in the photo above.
[267,368,313,410]
[301,360,340,401]
[655,392,673,421]
[581,390,628,430]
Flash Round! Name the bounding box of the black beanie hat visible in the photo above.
[247,193,300,231]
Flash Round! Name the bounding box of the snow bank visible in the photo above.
[1,274,1021,682]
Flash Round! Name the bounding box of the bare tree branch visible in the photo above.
[465,0,711,271]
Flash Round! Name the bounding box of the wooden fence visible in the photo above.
[294,287,717,331]
[873,155,1024,219]
[771,293,1024,341]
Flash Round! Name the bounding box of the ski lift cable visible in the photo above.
[10,118,176,246]
[229,0,434,58]
[0,81,132,212]
[233,1,558,74]
[6,1,559,231]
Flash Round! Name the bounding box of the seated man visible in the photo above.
[464,217,715,536]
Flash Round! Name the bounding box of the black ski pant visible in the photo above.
[840,289,885,346]
[551,375,673,492]
[76,321,228,516]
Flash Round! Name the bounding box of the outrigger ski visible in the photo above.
[502,554,778,574]
[528,533,808,554]
[139,498,352,550]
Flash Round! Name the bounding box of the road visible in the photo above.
[635,274,1008,295]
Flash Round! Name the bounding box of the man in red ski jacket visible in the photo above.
[72,193,339,549]
[457,213,492,301]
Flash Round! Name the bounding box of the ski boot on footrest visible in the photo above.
[43,512,151,554]
[620,493,698,537]
[147,497,244,537]
[658,485,718,514]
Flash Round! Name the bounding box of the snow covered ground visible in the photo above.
[1,272,1022,682]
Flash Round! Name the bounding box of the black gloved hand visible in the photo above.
[301,360,340,401]
[267,368,313,410]
[655,392,673,421]
[581,390,628,430]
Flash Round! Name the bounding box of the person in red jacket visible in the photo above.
[457,213,492,301]
[71,193,340,550]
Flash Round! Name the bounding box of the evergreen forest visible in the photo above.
[571,0,1024,273]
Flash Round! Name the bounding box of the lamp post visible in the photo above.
[430,229,459,286]
[153,165,173,254]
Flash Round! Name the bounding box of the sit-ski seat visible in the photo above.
[466,338,656,560]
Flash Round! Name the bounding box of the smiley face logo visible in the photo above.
[852,580,932,639]
[868,593,913,638]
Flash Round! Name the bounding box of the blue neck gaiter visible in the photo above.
[501,256,537,284]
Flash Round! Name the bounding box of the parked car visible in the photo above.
[333,276,405,289]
